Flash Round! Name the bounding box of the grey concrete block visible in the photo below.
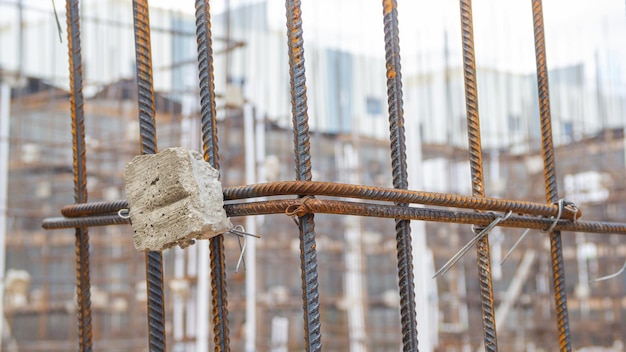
[124,147,233,251]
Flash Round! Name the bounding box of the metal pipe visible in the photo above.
[531,1,572,350]
[194,1,230,349]
[285,1,322,350]
[131,1,166,350]
[65,0,93,349]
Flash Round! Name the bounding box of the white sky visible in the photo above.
[2,0,625,75]
[197,0,625,74]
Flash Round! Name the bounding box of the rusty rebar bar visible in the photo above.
[65,0,92,349]
[459,0,498,349]
[532,1,571,350]
[223,181,580,219]
[60,182,580,220]
[60,181,581,221]
[194,1,230,349]
[231,200,626,235]
[132,1,166,350]
[42,199,626,235]
[285,1,322,350]
[381,1,418,350]
[62,200,129,217]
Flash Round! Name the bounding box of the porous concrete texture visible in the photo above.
[124,147,233,251]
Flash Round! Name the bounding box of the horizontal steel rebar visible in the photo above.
[44,214,130,228]
[43,198,626,235]
[223,181,580,219]
[62,200,130,217]
[59,181,581,220]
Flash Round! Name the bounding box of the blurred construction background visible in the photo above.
[0,0,625,351]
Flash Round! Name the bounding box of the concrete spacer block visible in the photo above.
[124,147,233,251]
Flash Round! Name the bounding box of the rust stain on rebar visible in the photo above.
[194,1,230,349]
[458,0,499,349]
[286,0,323,350]
[532,1,572,349]
[59,181,582,222]
[383,0,394,15]
[132,0,166,350]
[42,199,626,235]
[65,0,93,349]
[382,0,419,350]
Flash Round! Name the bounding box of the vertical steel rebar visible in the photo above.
[458,0,498,350]
[381,0,419,350]
[194,1,231,350]
[132,1,166,350]
[285,0,322,350]
[65,0,92,349]
[531,1,572,350]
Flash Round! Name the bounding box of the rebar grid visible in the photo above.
[65,0,92,349]
[44,1,626,351]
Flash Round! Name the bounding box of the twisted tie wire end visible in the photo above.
[434,210,513,278]
[285,195,315,225]
[501,199,578,265]
[591,260,626,283]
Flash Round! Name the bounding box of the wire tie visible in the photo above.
[501,199,577,265]
[117,208,130,219]
[51,0,63,43]
[590,259,626,283]
[232,225,247,273]
[434,211,512,278]
[500,228,531,265]
[229,228,261,239]
[541,198,565,233]
[285,196,314,226]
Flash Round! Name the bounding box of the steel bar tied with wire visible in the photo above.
[382,0,419,349]
[501,199,577,265]
[65,0,93,348]
[531,0,572,349]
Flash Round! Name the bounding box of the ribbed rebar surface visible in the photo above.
[223,181,580,219]
[195,1,230,350]
[382,1,419,350]
[532,1,571,350]
[65,0,92,349]
[43,199,626,235]
[459,0,498,349]
[132,0,166,350]
[286,1,322,350]
[59,182,581,220]
[62,200,130,217]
